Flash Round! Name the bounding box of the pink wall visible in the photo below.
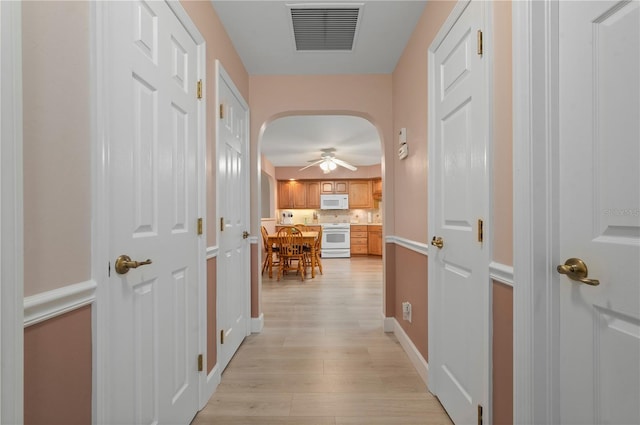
[492,281,514,425]
[393,246,429,360]
[22,0,91,296]
[249,74,394,230]
[24,306,92,425]
[207,259,217,373]
[180,0,249,247]
[392,0,456,243]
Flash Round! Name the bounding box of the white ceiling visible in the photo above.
[211,0,427,167]
[261,115,381,167]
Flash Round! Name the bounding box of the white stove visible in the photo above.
[321,223,351,258]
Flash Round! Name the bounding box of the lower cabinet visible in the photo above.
[367,226,382,256]
[350,225,368,255]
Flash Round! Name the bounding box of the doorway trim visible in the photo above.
[91,1,206,421]
[0,2,24,423]
[512,1,559,423]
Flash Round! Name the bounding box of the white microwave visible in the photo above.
[320,194,349,210]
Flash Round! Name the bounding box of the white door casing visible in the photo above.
[216,61,251,372]
[94,1,204,423]
[428,1,491,423]
[558,1,639,423]
[0,1,24,423]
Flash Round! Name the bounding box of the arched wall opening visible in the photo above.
[248,74,395,327]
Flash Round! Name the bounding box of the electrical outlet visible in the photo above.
[402,301,412,323]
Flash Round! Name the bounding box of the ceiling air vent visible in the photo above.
[290,6,361,51]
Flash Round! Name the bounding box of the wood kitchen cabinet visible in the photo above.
[350,225,368,255]
[278,180,306,209]
[306,181,321,209]
[372,178,382,201]
[321,180,348,194]
[367,225,382,256]
[348,180,372,209]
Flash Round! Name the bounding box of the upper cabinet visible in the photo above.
[348,180,372,209]
[278,180,306,209]
[278,178,379,209]
[306,181,321,209]
[372,178,382,201]
[321,180,348,194]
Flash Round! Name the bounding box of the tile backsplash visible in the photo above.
[277,205,383,225]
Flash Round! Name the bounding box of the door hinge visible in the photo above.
[196,79,203,99]
[219,103,224,119]
[220,329,225,344]
[197,354,203,372]
[478,218,484,243]
[108,261,111,277]
[477,30,483,56]
[197,218,203,235]
[220,217,224,232]
[478,404,483,425]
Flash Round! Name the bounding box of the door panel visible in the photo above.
[429,1,488,424]
[217,65,250,372]
[105,1,200,423]
[559,1,639,424]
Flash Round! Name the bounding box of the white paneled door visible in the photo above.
[428,1,489,424]
[558,1,640,423]
[103,1,201,423]
[216,62,251,372]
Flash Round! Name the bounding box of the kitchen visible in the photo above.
[260,115,384,268]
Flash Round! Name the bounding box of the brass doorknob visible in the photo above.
[557,258,599,286]
[115,255,152,275]
[242,231,250,239]
[431,236,444,249]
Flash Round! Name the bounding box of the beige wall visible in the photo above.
[392,0,456,243]
[22,1,91,296]
[493,0,514,266]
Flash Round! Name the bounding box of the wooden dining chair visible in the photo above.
[276,226,306,281]
[304,226,323,275]
[261,226,279,276]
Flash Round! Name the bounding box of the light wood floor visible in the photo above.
[192,257,452,425]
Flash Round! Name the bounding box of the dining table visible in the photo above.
[266,231,319,279]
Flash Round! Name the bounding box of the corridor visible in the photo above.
[192,257,452,424]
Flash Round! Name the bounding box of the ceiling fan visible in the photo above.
[298,148,358,173]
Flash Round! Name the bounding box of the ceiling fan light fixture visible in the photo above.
[319,159,337,172]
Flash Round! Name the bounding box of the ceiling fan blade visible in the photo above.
[298,159,324,171]
[332,158,357,171]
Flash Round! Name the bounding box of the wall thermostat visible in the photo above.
[398,128,408,160]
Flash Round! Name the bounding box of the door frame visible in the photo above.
[0,1,24,423]
[91,1,206,421]
[215,59,251,370]
[427,0,494,421]
[512,1,560,423]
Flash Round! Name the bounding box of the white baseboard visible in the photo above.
[383,314,395,333]
[392,318,429,388]
[199,363,221,409]
[251,313,264,333]
[23,280,97,327]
